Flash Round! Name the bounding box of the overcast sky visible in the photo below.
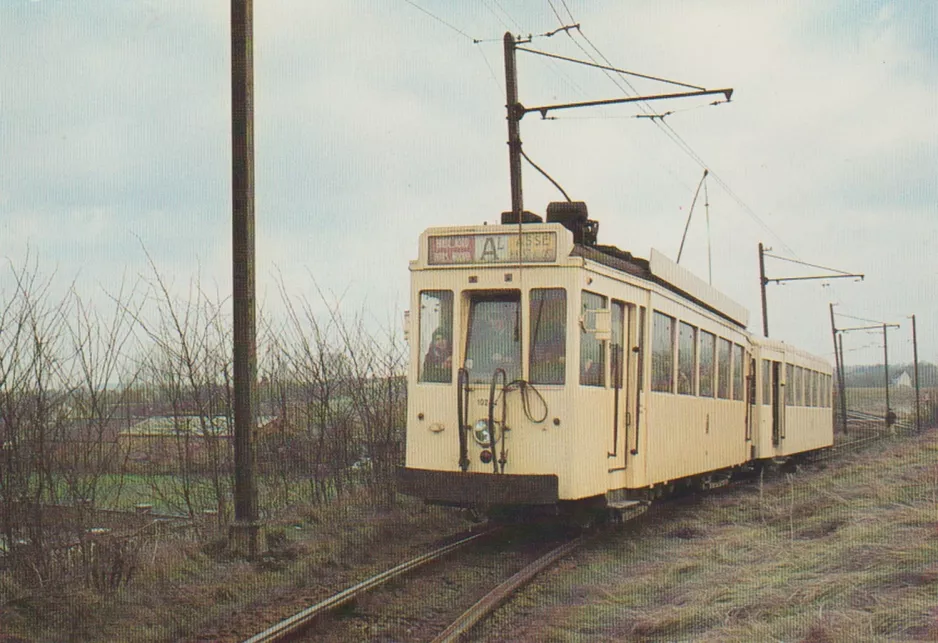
[2,1,935,368]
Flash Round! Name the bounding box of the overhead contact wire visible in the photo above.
[565,18,798,257]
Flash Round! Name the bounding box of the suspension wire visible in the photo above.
[835,312,888,324]
[546,0,568,31]
[475,45,502,93]
[401,0,478,42]
[579,25,797,256]
[558,0,576,23]
[404,0,798,260]
[521,149,572,201]
[762,252,857,276]
[483,0,523,33]
[540,4,799,258]
[516,47,706,90]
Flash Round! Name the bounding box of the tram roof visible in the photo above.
[414,222,749,328]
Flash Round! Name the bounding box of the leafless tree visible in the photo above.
[130,254,233,524]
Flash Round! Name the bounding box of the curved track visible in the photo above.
[429,535,584,642]
[243,526,499,643]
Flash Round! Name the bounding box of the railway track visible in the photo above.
[242,525,500,642]
[428,535,584,643]
[830,409,918,452]
[242,522,587,642]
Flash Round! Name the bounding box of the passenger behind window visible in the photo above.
[531,337,565,384]
[422,328,452,382]
[475,309,518,372]
[581,355,603,386]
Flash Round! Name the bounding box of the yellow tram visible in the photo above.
[397,203,833,516]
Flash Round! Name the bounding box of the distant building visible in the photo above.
[893,371,913,388]
[118,415,276,471]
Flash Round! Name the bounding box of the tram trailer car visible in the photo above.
[397,203,833,518]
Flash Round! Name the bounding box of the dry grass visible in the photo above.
[0,492,473,642]
[478,428,938,642]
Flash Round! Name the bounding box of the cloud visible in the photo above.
[1,1,935,365]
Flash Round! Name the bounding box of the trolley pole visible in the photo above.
[230,0,261,557]
[912,314,921,431]
[503,32,524,219]
[759,242,769,337]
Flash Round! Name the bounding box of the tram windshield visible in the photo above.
[464,294,521,383]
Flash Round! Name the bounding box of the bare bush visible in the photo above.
[131,256,234,524]
[262,276,406,510]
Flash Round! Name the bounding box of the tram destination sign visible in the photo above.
[428,232,557,265]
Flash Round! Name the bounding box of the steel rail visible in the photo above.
[429,535,585,643]
[823,411,917,457]
[242,527,499,643]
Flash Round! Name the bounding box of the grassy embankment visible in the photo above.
[481,427,938,642]
[0,492,470,642]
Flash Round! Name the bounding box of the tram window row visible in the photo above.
[762,360,832,409]
[650,310,747,401]
[416,289,833,411]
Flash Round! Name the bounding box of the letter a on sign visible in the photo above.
[480,237,498,261]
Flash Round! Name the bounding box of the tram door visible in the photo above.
[608,300,632,469]
[771,361,783,445]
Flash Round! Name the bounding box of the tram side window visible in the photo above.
[677,322,696,395]
[530,289,566,385]
[809,371,817,407]
[762,359,772,406]
[651,312,675,392]
[794,366,804,406]
[826,374,832,407]
[611,301,626,389]
[699,330,716,397]
[732,344,744,401]
[717,338,732,399]
[580,292,607,386]
[419,290,453,383]
[785,363,794,406]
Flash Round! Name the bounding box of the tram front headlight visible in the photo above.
[473,418,499,446]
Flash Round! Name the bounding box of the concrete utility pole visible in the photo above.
[503,32,524,220]
[230,0,261,557]
[829,304,847,434]
[759,243,769,337]
[837,333,847,434]
[883,323,893,426]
